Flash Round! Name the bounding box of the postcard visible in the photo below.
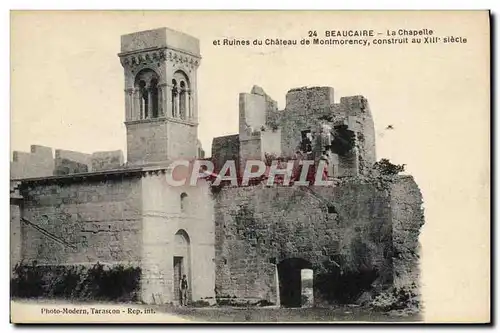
[9,10,490,324]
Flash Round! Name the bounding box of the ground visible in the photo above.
[164,305,421,323]
[10,300,421,323]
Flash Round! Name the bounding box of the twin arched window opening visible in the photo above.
[134,69,192,121]
[135,70,161,120]
[171,71,191,120]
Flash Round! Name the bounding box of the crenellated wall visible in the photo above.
[212,85,377,178]
[11,145,55,179]
[11,145,125,180]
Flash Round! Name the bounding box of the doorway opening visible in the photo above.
[277,258,314,308]
[173,229,191,305]
[173,256,184,303]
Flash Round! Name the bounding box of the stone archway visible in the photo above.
[173,229,191,305]
[277,258,313,308]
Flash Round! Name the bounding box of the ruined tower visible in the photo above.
[119,28,201,166]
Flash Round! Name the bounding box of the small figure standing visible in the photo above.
[180,274,189,306]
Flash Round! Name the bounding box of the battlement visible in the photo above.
[11,145,125,180]
[285,86,335,112]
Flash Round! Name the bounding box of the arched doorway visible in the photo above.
[173,229,191,305]
[277,258,314,308]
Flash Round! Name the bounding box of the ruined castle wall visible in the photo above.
[91,150,124,171]
[211,134,240,173]
[285,87,335,112]
[239,133,262,174]
[390,176,425,292]
[214,181,394,304]
[261,129,282,158]
[11,145,127,179]
[239,93,267,134]
[19,174,143,266]
[340,96,377,173]
[280,87,335,158]
[11,145,54,179]
[54,149,92,175]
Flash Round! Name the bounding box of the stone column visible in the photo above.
[124,88,133,121]
[187,90,192,119]
[172,87,178,118]
[133,89,141,120]
[157,86,163,117]
[147,89,153,119]
[176,90,181,119]
[159,83,168,117]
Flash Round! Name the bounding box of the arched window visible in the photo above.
[172,71,190,120]
[171,79,178,118]
[180,192,188,212]
[150,78,159,118]
[179,81,186,120]
[139,80,147,119]
[134,69,160,120]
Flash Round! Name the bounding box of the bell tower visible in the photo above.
[118,27,201,166]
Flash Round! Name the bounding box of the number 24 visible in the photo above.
[308,31,318,37]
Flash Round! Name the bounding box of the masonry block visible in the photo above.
[54,149,92,175]
[91,150,124,171]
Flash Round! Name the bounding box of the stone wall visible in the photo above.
[126,121,169,165]
[18,172,143,266]
[167,121,198,160]
[213,180,395,305]
[11,145,126,179]
[11,145,54,179]
[340,96,377,174]
[389,176,425,292]
[91,150,124,172]
[54,149,92,175]
[284,86,335,114]
[211,134,240,173]
[140,171,216,305]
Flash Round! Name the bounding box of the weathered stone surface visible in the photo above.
[390,176,424,294]
[91,150,124,171]
[213,85,377,177]
[211,134,240,173]
[213,179,396,305]
[11,145,54,179]
[18,173,143,266]
[54,149,92,175]
[120,27,200,56]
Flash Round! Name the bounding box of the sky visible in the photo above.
[10,11,490,321]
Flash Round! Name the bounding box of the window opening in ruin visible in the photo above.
[300,130,313,154]
[277,258,314,308]
[327,205,337,214]
[301,269,314,308]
